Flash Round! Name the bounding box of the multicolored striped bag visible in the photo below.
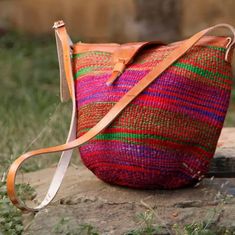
[7,21,235,211]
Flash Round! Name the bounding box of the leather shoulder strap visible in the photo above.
[7,22,235,212]
[54,20,74,102]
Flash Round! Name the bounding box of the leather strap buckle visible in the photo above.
[53,20,65,29]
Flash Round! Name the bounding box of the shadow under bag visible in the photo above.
[7,21,235,212]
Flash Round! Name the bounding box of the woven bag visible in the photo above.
[7,21,235,211]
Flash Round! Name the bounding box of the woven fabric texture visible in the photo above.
[73,42,232,189]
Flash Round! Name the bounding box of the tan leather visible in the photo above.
[55,24,74,102]
[29,22,79,211]
[106,61,126,86]
[172,35,232,48]
[72,42,120,53]
[112,41,164,64]
[7,21,79,212]
[73,36,231,54]
[7,22,235,212]
[108,41,166,85]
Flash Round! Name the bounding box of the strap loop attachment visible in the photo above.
[53,20,65,29]
[106,59,126,86]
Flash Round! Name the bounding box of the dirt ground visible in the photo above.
[22,128,235,234]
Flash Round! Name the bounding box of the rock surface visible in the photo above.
[23,128,235,234]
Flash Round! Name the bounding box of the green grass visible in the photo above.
[0,181,36,235]
[0,32,73,234]
[52,218,99,235]
[124,210,164,235]
[0,31,73,177]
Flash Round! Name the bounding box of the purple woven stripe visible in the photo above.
[80,142,209,179]
[78,83,226,114]
[80,141,175,160]
[76,84,227,112]
[118,72,230,106]
[76,70,229,109]
[76,87,226,124]
[81,142,208,166]
[77,90,225,122]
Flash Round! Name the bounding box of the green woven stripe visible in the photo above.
[72,53,85,58]
[74,62,230,81]
[174,62,230,81]
[196,55,224,62]
[75,67,96,78]
[205,46,226,52]
[79,131,212,152]
[72,51,111,58]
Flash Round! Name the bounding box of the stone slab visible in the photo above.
[209,128,235,177]
[23,129,235,234]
